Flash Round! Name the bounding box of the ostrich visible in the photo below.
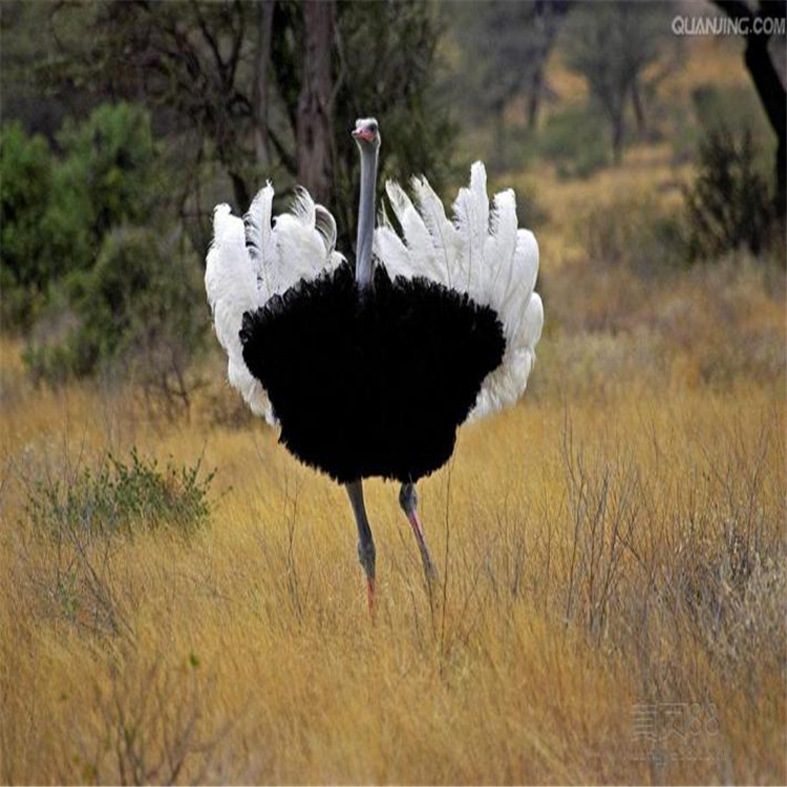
[205,118,543,610]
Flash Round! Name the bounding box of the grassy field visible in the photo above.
[1,27,786,787]
[1,330,784,784]
[2,248,785,785]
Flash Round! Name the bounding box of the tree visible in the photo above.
[712,0,786,220]
[527,2,573,131]
[684,126,774,260]
[45,103,160,276]
[29,0,453,257]
[330,1,455,251]
[296,1,335,205]
[7,105,208,405]
[449,1,571,165]
[252,0,275,169]
[1,104,159,331]
[563,2,672,163]
[0,123,53,329]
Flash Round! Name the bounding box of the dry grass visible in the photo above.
[1,294,785,784]
[2,167,785,787]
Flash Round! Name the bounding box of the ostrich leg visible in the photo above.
[346,480,376,612]
[399,483,437,583]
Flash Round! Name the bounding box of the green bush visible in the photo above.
[2,105,160,332]
[539,106,610,180]
[575,193,686,275]
[691,84,774,152]
[25,226,207,406]
[684,126,774,261]
[4,104,208,408]
[26,448,215,541]
[45,102,160,275]
[0,122,54,328]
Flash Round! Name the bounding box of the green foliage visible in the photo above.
[684,126,774,261]
[45,102,159,274]
[3,104,208,402]
[25,226,207,398]
[563,2,673,163]
[687,84,776,171]
[539,107,610,180]
[27,448,215,541]
[30,1,456,257]
[0,122,53,328]
[692,84,772,140]
[331,1,456,251]
[2,103,160,331]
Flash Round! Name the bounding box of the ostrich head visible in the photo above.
[352,117,381,150]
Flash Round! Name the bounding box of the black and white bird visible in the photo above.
[205,118,543,611]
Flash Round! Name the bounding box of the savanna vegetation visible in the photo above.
[0,1,785,784]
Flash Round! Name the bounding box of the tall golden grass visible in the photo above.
[1,258,785,784]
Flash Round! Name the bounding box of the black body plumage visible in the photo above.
[240,262,505,484]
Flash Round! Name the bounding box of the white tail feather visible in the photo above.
[206,204,273,422]
[206,184,344,425]
[315,204,337,256]
[411,175,459,286]
[374,162,544,420]
[244,184,276,301]
[385,181,446,282]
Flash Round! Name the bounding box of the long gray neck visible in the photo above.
[355,145,378,289]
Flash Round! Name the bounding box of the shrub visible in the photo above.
[1,105,160,333]
[539,106,610,180]
[44,102,160,275]
[26,448,215,541]
[5,106,207,412]
[24,216,208,414]
[691,84,774,154]
[574,192,685,275]
[0,122,53,328]
[33,226,202,359]
[684,125,774,261]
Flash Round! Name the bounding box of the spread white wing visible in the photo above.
[374,162,544,420]
[205,184,344,425]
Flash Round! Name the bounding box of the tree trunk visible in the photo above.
[713,0,786,218]
[631,77,647,137]
[253,0,275,169]
[527,67,543,131]
[611,112,624,165]
[230,171,250,212]
[296,0,334,204]
[494,100,506,169]
[527,0,573,131]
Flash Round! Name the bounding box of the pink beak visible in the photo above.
[353,127,374,142]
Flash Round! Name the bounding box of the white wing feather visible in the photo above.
[384,181,445,283]
[373,162,544,420]
[205,185,344,426]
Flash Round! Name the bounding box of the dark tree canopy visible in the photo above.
[712,0,786,219]
[448,0,571,166]
[563,1,674,163]
[10,0,454,256]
